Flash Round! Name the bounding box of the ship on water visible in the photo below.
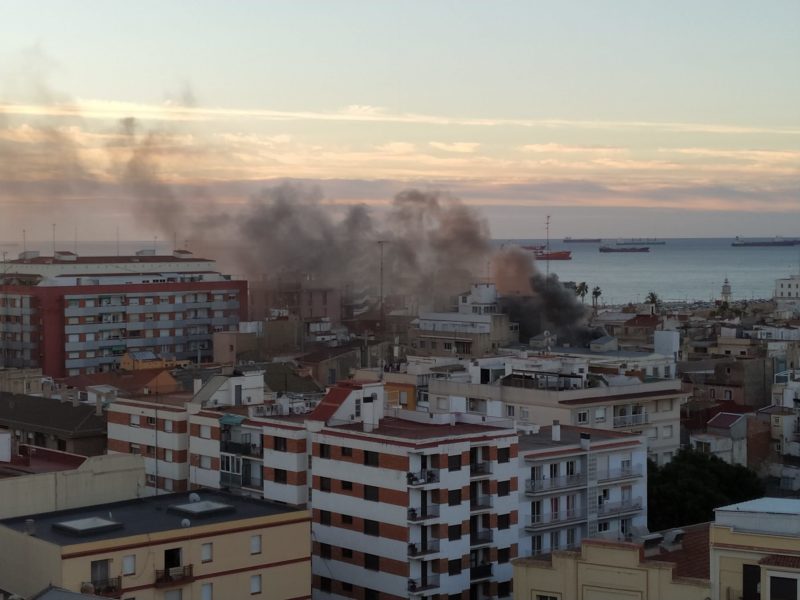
[731,236,800,247]
[616,238,666,246]
[600,246,650,253]
[523,216,572,260]
[563,237,602,243]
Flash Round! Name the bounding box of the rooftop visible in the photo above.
[328,416,512,442]
[518,425,638,452]
[0,490,304,546]
[706,412,745,429]
[716,497,800,515]
[0,445,87,479]
[58,369,178,395]
[647,522,711,580]
[8,254,211,265]
[0,393,106,439]
[30,586,109,600]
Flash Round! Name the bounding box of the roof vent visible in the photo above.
[181,518,192,528]
[24,518,36,536]
[189,493,201,503]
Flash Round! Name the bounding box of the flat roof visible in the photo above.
[518,425,637,452]
[329,416,513,441]
[716,497,800,515]
[0,490,304,546]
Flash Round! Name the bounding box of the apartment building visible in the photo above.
[429,353,685,465]
[409,283,520,358]
[518,423,648,558]
[711,498,800,600]
[0,491,311,600]
[0,249,247,377]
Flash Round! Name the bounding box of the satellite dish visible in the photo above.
[189,493,201,503]
[181,518,191,528]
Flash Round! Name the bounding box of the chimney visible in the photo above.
[580,432,591,450]
[24,519,36,536]
[70,388,79,407]
[362,394,375,433]
[95,394,104,416]
[193,378,203,395]
[552,420,561,442]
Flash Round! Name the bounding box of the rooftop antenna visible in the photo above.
[116,226,120,256]
[22,229,26,253]
[377,240,388,327]
[74,224,78,254]
[545,215,551,282]
[52,223,56,256]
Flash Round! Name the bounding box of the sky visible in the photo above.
[0,0,798,242]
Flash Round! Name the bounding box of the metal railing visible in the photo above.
[408,574,440,593]
[528,509,586,529]
[598,497,643,516]
[470,495,494,511]
[470,461,492,477]
[407,469,439,486]
[220,471,242,488]
[613,412,649,428]
[526,473,587,493]
[221,440,262,457]
[82,577,121,598]
[470,530,494,546]
[597,465,643,481]
[470,564,493,581]
[408,539,440,557]
[154,565,194,587]
[408,505,440,522]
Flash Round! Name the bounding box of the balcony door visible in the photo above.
[90,559,110,585]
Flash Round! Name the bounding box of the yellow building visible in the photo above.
[120,351,191,372]
[711,498,800,600]
[513,524,711,600]
[0,491,310,600]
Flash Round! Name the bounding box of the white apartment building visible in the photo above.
[518,422,648,558]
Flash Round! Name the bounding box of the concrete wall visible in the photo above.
[0,526,63,596]
[0,453,145,519]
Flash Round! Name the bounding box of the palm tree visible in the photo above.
[575,281,589,304]
[645,291,661,307]
[592,286,602,310]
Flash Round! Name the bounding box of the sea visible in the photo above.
[3,237,799,305]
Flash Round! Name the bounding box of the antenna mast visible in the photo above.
[545,215,550,282]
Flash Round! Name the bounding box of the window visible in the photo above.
[536,596,558,600]
[577,411,588,424]
[320,477,331,492]
[498,581,511,598]
[598,521,610,532]
[448,454,461,471]
[594,407,606,423]
[364,589,378,600]
[341,514,352,525]
[363,450,379,466]
[201,583,213,600]
[130,414,141,427]
[320,510,331,525]
[320,577,332,592]
[274,469,287,484]
[342,548,353,559]
[364,485,379,501]
[164,420,173,433]
[341,447,352,457]
[250,534,262,555]
[273,437,287,452]
[646,427,658,439]
[319,443,330,458]
[165,591,183,600]
[200,425,211,439]
[506,405,515,417]
[567,528,577,548]
[163,478,173,492]
[663,425,673,439]
[249,574,261,595]
[448,524,461,541]
[448,489,461,506]
[498,447,510,463]
[769,576,798,600]
[201,543,213,563]
[200,455,211,469]
[364,519,380,536]
[341,480,353,491]
[498,547,510,563]
[165,449,173,462]
[122,554,135,576]
[448,559,462,575]
[130,443,141,455]
[147,416,156,426]
[319,543,332,558]
[364,553,379,571]
[498,513,510,530]
[498,480,510,496]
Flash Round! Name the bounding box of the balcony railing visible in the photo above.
[597,465,643,482]
[155,565,194,587]
[408,574,440,593]
[220,471,242,488]
[470,462,492,478]
[408,540,440,557]
[470,564,493,581]
[613,412,649,428]
[598,497,643,516]
[526,473,587,494]
[82,577,121,598]
[470,495,494,512]
[407,469,439,487]
[221,440,262,457]
[470,530,494,546]
[408,504,440,522]
[527,509,586,530]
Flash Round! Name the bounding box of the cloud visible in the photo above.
[520,143,625,155]
[429,142,480,153]
[375,142,416,154]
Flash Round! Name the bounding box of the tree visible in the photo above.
[575,282,589,304]
[591,286,602,310]
[647,447,764,531]
[645,291,661,309]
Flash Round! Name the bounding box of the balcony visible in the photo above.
[598,497,643,517]
[82,577,121,598]
[613,412,649,428]
[408,574,440,594]
[221,440,262,458]
[155,565,194,588]
[597,465,643,482]
[526,509,586,531]
[526,473,587,494]
[408,504,440,522]
[470,494,494,513]
[470,530,494,547]
[220,471,242,488]
[469,461,492,479]
[470,564,493,582]
[407,469,439,487]
[408,539,440,557]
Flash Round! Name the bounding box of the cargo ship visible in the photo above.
[563,237,602,243]
[522,245,572,260]
[599,246,650,253]
[731,236,800,247]
[616,238,666,245]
